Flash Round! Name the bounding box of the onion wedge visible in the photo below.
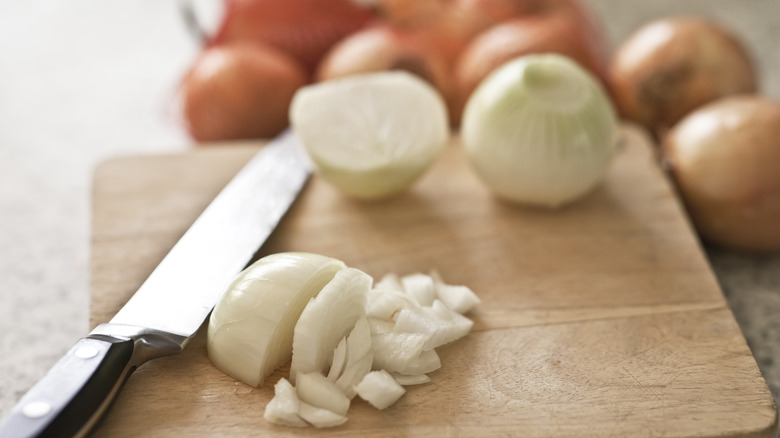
[207,253,346,387]
[290,268,372,382]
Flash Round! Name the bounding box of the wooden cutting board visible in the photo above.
[89,125,777,437]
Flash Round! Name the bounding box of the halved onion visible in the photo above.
[290,71,450,199]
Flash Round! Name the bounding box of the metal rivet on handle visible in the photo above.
[22,401,51,418]
[75,346,99,359]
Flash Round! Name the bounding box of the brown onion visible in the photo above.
[662,95,780,253]
[182,43,307,142]
[211,0,376,75]
[609,17,757,137]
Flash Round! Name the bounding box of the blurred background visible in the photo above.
[0,0,778,427]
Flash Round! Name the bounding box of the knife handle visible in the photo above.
[0,325,185,438]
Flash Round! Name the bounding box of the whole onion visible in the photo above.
[609,17,757,137]
[662,95,780,253]
[461,54,618,208]
[182,43,307,142]
[212,0,375,74]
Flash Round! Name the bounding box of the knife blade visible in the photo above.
[0,130,311,438]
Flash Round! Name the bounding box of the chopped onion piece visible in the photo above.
[298,402,348,428]
[375,273,403,290]
[335,316,374,398]
[327,338,348,381]
[264,378,307,427]
[290,268,371,382]
[431,273,481,314]
[355,370,406,410]
[397,349,441,375]
[371,331,429,373]
[367,317,395,335]
[391,373,431,386]
[394,306,473,350]
[366,288,418,320]
[401,273,436,306]
[296,372,351,417]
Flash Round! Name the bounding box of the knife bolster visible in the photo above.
[89,323,187,364]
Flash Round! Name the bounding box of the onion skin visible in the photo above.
[211,0,376,74]
[375,0,540,57]
[609,17,757,137]
[662,95,780,253]
[182,43,307,142]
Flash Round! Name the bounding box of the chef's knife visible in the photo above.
[0,130,311,438]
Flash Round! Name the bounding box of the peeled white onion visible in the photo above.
[289,71,450,199]
[461,53,619,207]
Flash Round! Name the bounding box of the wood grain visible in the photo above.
[90,126,777,437]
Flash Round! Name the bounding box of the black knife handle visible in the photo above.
[0,325,187,438]
[0,336,135,438]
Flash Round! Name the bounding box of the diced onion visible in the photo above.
[290,268,372,382]
[210,256,480,428]
[297,402,348,428]
[355,370,407,410]
[263,378,307,427]
[391,373,431,386]
[296,372,351,416]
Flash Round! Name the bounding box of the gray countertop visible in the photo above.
[1,0,779,433]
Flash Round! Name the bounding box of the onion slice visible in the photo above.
[296,372,351,416]
[290,268,372,381]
